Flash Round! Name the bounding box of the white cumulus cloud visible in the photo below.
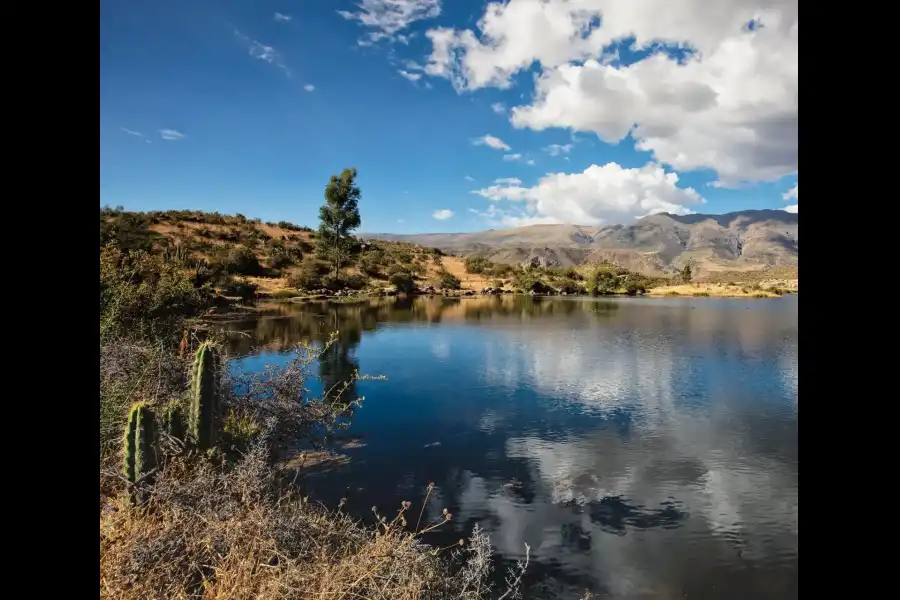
[424,0,798,187]
[471,162,703,226]
[432,209,454,220]
[494,177,522,185]
[782,183,798,213]
[472,134,511,151]
[339,0,441,44]
[491,102,506,114]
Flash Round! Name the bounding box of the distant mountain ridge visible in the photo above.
[364,210,798,276]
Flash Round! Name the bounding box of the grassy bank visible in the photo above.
[647,282,796,298]
[99,240,535,599]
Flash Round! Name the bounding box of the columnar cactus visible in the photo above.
[122,401,157,494]
[163,399,186,440]
[189,342,220,449]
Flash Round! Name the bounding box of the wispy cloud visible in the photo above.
[274,12,292,22]
[158,129,186,141]
[472,134,511,151]
[543,143,573,156]
[494,177,522,185]
[120,127,143,137]
[782,184,798,201]
[339,0,441,44]
[432,209,454,220]
[303,84,315,92]
[501,153,535,165]
[491,102,506,114]
[464,175,475,182]
[398,70,422,82]
[233,28,289,75]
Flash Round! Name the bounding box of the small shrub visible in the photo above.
[692,291,709,297]
[623,275,647,296]
[408,261,427,277]
[220,279,258,303]
[389,271,415,293]
[486,264,513,278]
[287,258,330,290]
[555,278,584,295]
[343,273,369,290]
[223,246,263,276]
[492,280,504,289]
[358,257,381,277]
[438,269,461,290]
[386,263,408,277]
[464,256,493,274]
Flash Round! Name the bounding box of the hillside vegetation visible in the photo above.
[100,207,670,298]
[101,167,795,300]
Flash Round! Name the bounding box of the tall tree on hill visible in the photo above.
[317,168,362,276]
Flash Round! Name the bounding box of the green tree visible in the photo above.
[681,263,692,283]
[585,267,617,296]
[317,168,362,276]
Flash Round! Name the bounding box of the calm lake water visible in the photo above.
[223,295,798,600]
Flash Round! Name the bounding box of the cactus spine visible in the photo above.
[190,342,219,449]
[122,402,157,497]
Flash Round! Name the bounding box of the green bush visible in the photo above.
[585,268,618,295]
[389,271,415,293]
[464,256,493,274]
[623,275,648,296]
[358,257,381,277]
[223,246,263,276]
[555,278,584,295]
[100,244,215,342]
[486,264,513,277]
[386,263,409,277]
[438,269,461,290]
[221,279,259,303]
[342,274,369,290]
[288,271,321,290]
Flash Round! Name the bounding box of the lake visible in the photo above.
[223,295,798,600]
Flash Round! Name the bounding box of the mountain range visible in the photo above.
[365,210,798,276]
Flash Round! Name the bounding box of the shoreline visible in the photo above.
[226,286,798,311]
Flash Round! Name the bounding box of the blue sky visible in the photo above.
[100,0,799,233]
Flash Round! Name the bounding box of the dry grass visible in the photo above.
[99,333,527,600]
[100,437,515,600]
[647,283,790,298]
[435,257,493,291]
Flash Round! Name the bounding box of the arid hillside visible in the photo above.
[365,210,798,277]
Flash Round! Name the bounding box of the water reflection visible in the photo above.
[223,295,798,599]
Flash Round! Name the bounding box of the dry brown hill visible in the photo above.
[365,210,798,277]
